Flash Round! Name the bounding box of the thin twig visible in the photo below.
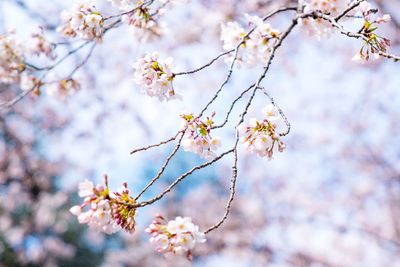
[66,42,97,78]
[126,149,234,208]
[309,11,400,61]
[204,87,259,234]
[130,132,179,154]
[134,132,185,201]
[204,12,302,233]
[212,83,256,129]
[103,0,155,21]
[335,0,365,22]
[259,87,291,136]
[174,49,234,76]
[196,6,298,119]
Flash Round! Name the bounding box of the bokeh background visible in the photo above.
[1,0,400,266]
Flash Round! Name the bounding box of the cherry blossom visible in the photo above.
[48,79,81,98]
[29,30,55,59]
[132,52,177,101]
[220,21,246,51]
[352,2,392,63]
[300,0,349,39]
[2,0,400,264]
[221,14,281,66]
[180,112,221,159]
[111,182,136,233]
[58,0,103,41]
[145,214,206,260]
[20,73,41,92]
[70,177,137,234]
[70,181,119,234]
[0,31,25,84]
[238,104,286,158]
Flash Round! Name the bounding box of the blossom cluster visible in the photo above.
[70,178,206,259]
[303,0,348,15]
[301,0,349,39]
[111,182,137,233]
[133,52,177,101]
[58,0,103,41]
[29,30,55,59]
[69,177,137,234]
[0,31,26,84]
[352,2,392,63]
[121,6,166,40]
[20,73,42,94]
[119,0,186,39]
[0,30,54,94]
[48,79,81,99]
[221,14,281,66]
[146,214,206,260]
[238,104,286,158]
[180,112,221,159]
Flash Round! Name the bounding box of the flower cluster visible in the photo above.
[111,182,136,233]
[69,177,137,234]
[0,31,25,84]
[58,0,103,41]
[301,0,349,39]
[180,112,221,159]
[20,73,42,94]
[238,104,286,159]
[48,79,81,99]
[0,31,52,94]
[29,30,55,59]
[122,6,166,41]
[146,214,206,260]
[304,0,348,15]
[133,52,176,101]
[221,14,281,66]
[352,2,392,63]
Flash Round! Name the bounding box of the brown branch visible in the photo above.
[126,149,234,208]
[174,49,234,76]
[259,87,291,136]
[204,9,302,233]
[335,0,365,22]
[303,10,400,62]
[204,86,259,234]
[103,0,155,21]
[130,132,179,154]
[134,132,185,201]
[196,5,298,119]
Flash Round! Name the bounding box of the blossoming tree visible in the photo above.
[1,0,400,265]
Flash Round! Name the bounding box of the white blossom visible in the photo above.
[69,205,82,216]
[71,179,120,234]
[221,15,281,66]
[0,31,25,84]
[29,31,55,59]
[78,179,94,197]
[180,113,221,159]
[239,105,286,158]
[300,0,349,39]
[376,14,391,24]
[20,73,40,91]
[133,52,177,101]
[146,214,206,259]
[58,0,103,40]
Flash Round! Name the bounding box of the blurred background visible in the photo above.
[0,0,400,266]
